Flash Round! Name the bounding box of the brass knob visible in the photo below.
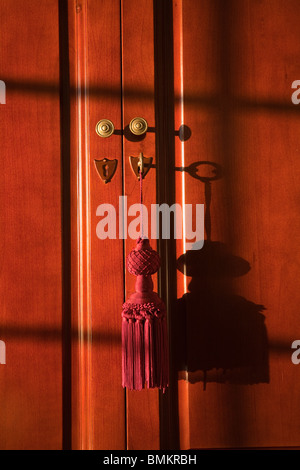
[95,119,115,138]
[129,117,148,136]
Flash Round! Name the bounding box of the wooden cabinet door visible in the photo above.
[2,0,300,451]
[68,0,161,450]
[70,0,300,450]
[0,0,63,450]
[172,0,300,449]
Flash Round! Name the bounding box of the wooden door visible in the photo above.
[172,0,300,450]
[68,0,161,450]
[69,0,300,449]
[1,0,300,451]
[0,0,64,450]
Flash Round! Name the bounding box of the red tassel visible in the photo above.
[121,238,169,391]
[121,317,128,388]
[134,317,144,390]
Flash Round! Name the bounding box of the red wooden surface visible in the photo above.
[0,0,62,449]
[173,0,300,449]
[69,0,125,449]
[121,0,160,450]
[1,0,300,451]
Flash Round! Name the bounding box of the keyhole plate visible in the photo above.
[94,158,118,184]
[129,155,153,180]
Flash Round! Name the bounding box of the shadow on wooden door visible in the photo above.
[175,240,269,388]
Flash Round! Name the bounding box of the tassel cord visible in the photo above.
[139,168,144,239]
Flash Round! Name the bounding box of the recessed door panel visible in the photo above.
[0,0,63,450]
[173,0,300,449]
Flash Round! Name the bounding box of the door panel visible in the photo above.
[0,0,62,450]
[70,0,162,450]
[121,0,160,450]
[173,0,300,449]
[68,0,125,449]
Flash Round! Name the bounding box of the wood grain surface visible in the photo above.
[1,0,300,451]
[122,0,160,450]
[69,0,125,449]
[0,0,62,450]
[173,0,300,449]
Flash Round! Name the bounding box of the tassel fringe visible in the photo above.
[122,302,169,391]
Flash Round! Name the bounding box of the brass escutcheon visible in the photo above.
[95,119,115,138]
[94,158,118,184]
[129,117,148,136]
[129,152,152,180]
